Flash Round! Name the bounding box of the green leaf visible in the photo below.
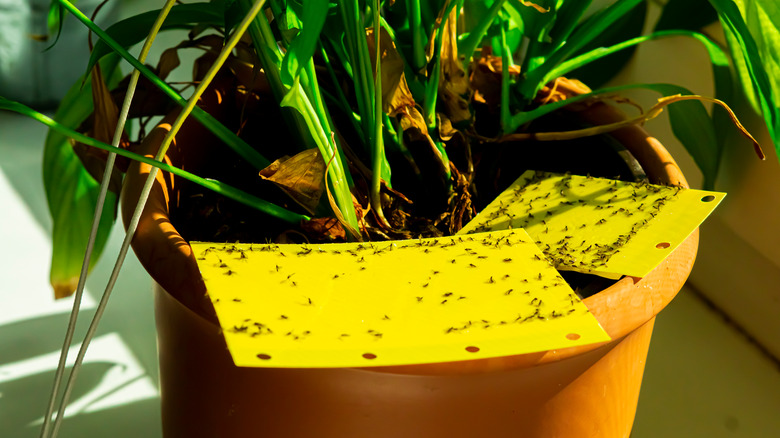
[519,0,643,100]
[87,2,226,73]
[406,0,428,72]
[567,1,646,89]
[46,1,66,48]
[280,0,331,87]
[713,0,780,157]
[459,0,508,68]
[337,0,377,143]
[547,0,592,46]
[42,54,122,297]
[280,77,361,236]
[547,30,724,85]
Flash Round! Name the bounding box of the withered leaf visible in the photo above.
[73,63,127,191]
[300,217,346,241]
[259,148,326,215]
[439,6,471,124]
[366,26,416,116]
[469,48,522,111]
[157,46,182,81]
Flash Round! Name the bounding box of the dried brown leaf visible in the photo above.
[157,47,182,81]
[301,217,346,241]
[518,0,550,13]
[469,49,521,110]
[72,63,127,190]
[258,148,327,215]
[439,6,472,124]
[366,27,416,116]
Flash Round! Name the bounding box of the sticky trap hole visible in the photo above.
[701,195,716,202]
[566,333,581,341]
[655,242,671,249]
[362,353,377,360]
[257,353,272,360]
[465,346,480,353]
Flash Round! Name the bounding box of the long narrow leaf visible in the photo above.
[546,30,721,83]
[519,0,643,100]
[564,0,646,89]
[547,0,592,46]
[459,0,508,69]
[0,97,308,224]
[280,78,360,235]
[280,0,330,87]
[371,0,390,227]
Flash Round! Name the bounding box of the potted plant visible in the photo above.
[1,0,776,437]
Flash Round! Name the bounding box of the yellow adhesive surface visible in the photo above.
[191,229,609,368]
[460,171,725,278]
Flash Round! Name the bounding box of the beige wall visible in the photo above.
[595,6,780,358]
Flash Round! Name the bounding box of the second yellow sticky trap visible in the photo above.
[192,229,609,368]
[459,171,724,278]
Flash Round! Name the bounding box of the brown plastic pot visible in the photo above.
[122,97,698,438]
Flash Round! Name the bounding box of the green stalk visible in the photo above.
[41,4,177,438]
[55,0,271,169]
[500,12,512,133]
[423,51,441,129]
[237,0,315,151]
[320,44,363,138]
[458,0,507,70]
[240,1,360,237]
[322,36,355,80]
[371,0,390,227]
[406,0,427,72]
[280,75,360,237]
[301,59,360,225]
[338,0,375,145]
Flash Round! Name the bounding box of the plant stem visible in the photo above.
[406,0,427,72]
[43,3,177,437]
[500,12,512,133]
[320,44,363,138]
[338,0,375,146]
[458,0,507,70]
[238,0,316,152]
[371,0,390,227]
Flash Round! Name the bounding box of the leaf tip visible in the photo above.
[52,278,78,299]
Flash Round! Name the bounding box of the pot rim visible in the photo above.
[122,97,698,376]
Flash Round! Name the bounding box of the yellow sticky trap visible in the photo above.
[460,171,725,278]
[191,229,609,368]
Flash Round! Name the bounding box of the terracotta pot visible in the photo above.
[122,98,698,437]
